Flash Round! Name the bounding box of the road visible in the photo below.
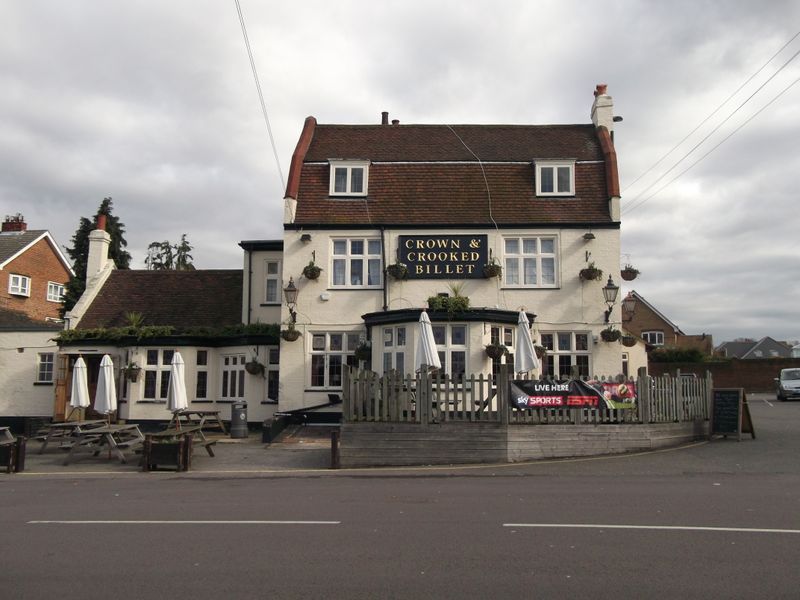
[2,394,799,599]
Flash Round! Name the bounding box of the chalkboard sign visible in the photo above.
[710,388,755,440]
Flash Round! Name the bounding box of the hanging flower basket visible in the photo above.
[485,343,508,360]
[620,265,640,281]
[245,360,265,375]
[302,262,322,280]
[124,364,141,382]
[281,327,301,342]
[483,262,502,279]
[386,263,408,280]
[354,342,372,362]
[600,328,621,342]
[534,345,547,359]
[579,263,603,281]
[620,335,637,347]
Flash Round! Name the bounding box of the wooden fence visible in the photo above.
[342,366,712,426]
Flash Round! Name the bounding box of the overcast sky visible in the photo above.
[2,1,798,345]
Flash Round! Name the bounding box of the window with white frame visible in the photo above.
[535,160,575,196]
[331,238,382,288]
[540,331,590,378]
[329,160,369,196]
[310,332,360,388]
[143,349,174,400]
[37,353,55,383]
[382,326,407,375]
[264,260,280,304]
[221,353,246,400]
[642,331,664,346]
[432,324,467,378]
[503,236,557,287]
[47,281,65,302]
[195,350,208,400]
[9,274,31,296]
[266,347,280,402]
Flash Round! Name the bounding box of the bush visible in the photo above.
[649,347,705,363]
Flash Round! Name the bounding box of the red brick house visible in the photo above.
[0,214,73,423]
[622,290,713,354]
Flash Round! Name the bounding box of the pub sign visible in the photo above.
[398,234,488,279]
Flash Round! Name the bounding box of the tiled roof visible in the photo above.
[77,270,243,329]
[304,124,604,162]
[0,230,48,264]
[293,123,613,226]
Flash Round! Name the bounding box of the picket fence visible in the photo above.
[342,366,712,426]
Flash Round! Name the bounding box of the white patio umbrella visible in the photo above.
[514,311,539,375]
[94,354,118,423]
[68,356,90,420]
[414,310,441,372]
[166,351,189,422]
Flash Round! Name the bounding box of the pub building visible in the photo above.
[241,84,642,416]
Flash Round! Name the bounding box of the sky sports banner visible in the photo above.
[510,379,637,409]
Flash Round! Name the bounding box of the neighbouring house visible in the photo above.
[716,337,793,359]
[55,221,282,424]
[621,290,714,355]
[272,84,643,415]
[0,214,73,425]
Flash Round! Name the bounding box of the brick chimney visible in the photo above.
[591,83,615,133]
[2,214,27,232]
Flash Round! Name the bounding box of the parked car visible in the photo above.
[775,368,800,401]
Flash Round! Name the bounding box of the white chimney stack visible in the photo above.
[591,83,614,133]
[86,214,111,279]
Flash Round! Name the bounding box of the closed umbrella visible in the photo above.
[68,356,90,420]
[94,354,118,423]
[414,310,441,372]
[514,311,539,375]
[167,351,189,425]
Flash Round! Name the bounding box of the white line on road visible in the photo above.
[503,523,800,534]
[28,520,340,525]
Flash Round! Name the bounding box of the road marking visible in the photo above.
[28,520,340,525]
[503,523,800,534]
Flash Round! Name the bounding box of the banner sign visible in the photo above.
[398,234,488,279]
[510,379,637,409]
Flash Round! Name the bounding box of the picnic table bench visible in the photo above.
[34,420,106,453]
[61,424,144,465]
[168,409,227,434]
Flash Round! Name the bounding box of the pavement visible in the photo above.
[10,392,780,477]
[15,423,339,476]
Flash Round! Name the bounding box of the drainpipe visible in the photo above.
[380,227,388,311]
[246,249,253,324]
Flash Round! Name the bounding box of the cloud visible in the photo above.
[1,0,799,343]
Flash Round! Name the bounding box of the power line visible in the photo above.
[622,31,800,195]
[622,46,800,216]
[234,0,285,191]
[624,75,800,216]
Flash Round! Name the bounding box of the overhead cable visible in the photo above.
[234,0,285,191]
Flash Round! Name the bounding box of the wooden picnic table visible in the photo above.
[35,420,107,453]
[168,409,227,434]
[62,424,144,466]
[0,427,15,446]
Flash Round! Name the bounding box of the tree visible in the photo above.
[145,234,195,271]
[62,197,131,314]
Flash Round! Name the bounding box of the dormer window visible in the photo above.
[535,160,575,196]
[329,160,369,197]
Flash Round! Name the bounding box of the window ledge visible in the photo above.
[33,381,54,386]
